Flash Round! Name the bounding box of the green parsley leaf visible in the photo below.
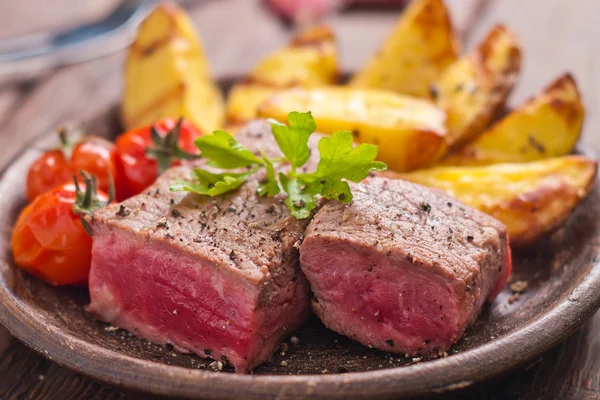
[172,111,388,220]
[169,179,209,195]
[319,179,352,203]
[279,174,320,219]
[257,155,280,197]
[314,131,387,182]
[170,168,255,197]
[270,111,316,170]
[195,130,264,169]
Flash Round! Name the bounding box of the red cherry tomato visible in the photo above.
[11,182,111,286]
[26,150,73,202]
[26,136,122,201]
[71,136,121,196]
[115,118,202,198]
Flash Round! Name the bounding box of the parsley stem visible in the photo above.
[269,157,287,164]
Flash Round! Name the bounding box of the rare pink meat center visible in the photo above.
[90,228,278,370]
[301,241,460,353]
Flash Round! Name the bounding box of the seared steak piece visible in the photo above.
[88,122,313,372]
[300,177,511,357]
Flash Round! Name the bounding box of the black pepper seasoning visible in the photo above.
[420,202,432,213]
[156,217,168,228]
[429,85,439,100]
[116,205,131,217]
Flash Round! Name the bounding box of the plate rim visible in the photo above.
[1,133,600,400]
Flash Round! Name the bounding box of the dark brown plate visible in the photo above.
[1,101,600,400]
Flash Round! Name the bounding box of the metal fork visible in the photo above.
[0,0,156,79]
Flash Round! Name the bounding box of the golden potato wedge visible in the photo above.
[349,0,460,98]
[439,74,584,166]
[258,87,447,172]
[390,156,597,247]
[226,25,339,125]
[248,25,338,87]
[432,25,522,147]
[122,5,225,133]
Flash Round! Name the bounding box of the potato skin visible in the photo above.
[439,74,584,166]
[349,0,459,98]
[258,86,447,172]
[432,25,522,147]
[122,5,224,133]
[391,156,597,247]
[225,25,339,125]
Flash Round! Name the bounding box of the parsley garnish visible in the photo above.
[170,111,387,219]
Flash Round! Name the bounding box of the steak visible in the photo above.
[89,118,511,370]
[300,177,511,356]
[88,121,315,372]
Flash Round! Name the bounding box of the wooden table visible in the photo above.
[0,0,599,398]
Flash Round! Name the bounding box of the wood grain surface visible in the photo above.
[0,0,598,399]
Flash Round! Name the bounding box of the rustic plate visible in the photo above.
[1,94,600,399]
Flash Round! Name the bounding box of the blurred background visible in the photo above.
[0,0,414,79]
[0,1,122,39]
[0,0,597,165]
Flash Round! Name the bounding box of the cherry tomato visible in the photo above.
[11,181,111,286]
[26,150,72,202]
[26,136,121,201]
[115,118,202,198]
[71,136,120,196]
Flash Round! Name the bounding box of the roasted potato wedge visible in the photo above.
[122,5,225,133]
[226,25,339,125]
[258,87,447,171]
[349,0,460,98]
[390,156,597,247]
[439,74,584,166]
[248,25,338,87]
[432,25,522,147]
